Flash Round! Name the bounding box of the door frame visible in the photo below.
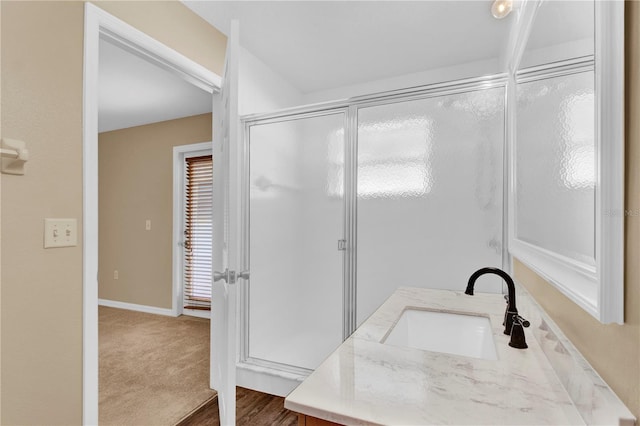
[82,4,220,423]
[172,142,214,319]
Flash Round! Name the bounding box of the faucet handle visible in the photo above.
[514,315,530,328]
[508,315,530,349]
[503,309,518,335]
[502,294,510,328]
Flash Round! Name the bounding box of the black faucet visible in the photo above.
[465,267,529,349]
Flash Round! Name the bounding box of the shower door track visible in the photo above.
[242,73,508,124]
[237,73,510,382]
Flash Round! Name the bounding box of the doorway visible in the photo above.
[96,36,215,424]
[83,4,221,423]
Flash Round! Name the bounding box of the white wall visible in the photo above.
[519,38,594,70]
[239,47,303,116]
[239,44,501,114]
[302,57,501,105]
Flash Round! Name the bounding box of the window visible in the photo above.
[183,155,213,311]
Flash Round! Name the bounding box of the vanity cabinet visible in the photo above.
[297,414,342,426]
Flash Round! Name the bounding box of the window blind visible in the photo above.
[184,155,213,311]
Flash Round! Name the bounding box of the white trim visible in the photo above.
[595,0,625,324]
[507,2,625,324]
[173,141,212,154]
[501,74,511,275]
[505,73,516,278]
[241,74,508,123]
[96,18,219,94]
[183,308,211,319]
[82,6,100,425]
[172,146,183,318]
[516,56,594,81]
[98,299,176,317]
[172,142,213,319]
[509,240,598,318]
[236,362,303,398]
[83,4,222,423]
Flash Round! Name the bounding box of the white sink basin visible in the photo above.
[383,309,498,360]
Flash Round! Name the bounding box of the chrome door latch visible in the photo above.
[214,269,251,284]
[213,268,233,284]
[338,239,347,251]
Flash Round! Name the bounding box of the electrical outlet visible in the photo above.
[44,218,77,248]
[113,270,119,280]
[145,219,151,231]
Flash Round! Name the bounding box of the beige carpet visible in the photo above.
[99,306,216,425]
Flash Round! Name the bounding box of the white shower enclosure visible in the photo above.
[237,78,507,391]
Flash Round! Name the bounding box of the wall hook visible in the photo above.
[1,138,29,175]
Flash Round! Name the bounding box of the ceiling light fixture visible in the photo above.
[491,0,513,19]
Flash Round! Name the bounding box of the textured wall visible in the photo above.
[98,114,212,309]
[0,1,224,423]
[513,2,640,417]
[1,2,85,423]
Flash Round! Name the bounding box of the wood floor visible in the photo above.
[178,387,298,426]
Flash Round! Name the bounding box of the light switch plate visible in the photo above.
[44,218,78,248]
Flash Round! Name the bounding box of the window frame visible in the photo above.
[172,142,213,319]
[507,1,625,324]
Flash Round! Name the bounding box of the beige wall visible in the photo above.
[1,3,84,423]
[1,0,637,423]
[91,1,225,76]
[513,2,640,418]
[98,114,212,309]
[0,1,225,423]
[0,2,3,420]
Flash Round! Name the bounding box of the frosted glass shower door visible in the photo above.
[247,112,345,372]
[357,88,505,325]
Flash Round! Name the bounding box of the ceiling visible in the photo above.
[98,1,513,132]
[98,37,212,133]
[183,1,512,94]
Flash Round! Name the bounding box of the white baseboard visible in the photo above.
[98,298,177,317]
[236,362,304,397]
[183,308,211,319]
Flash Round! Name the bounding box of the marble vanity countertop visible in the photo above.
[284,287,585,425]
